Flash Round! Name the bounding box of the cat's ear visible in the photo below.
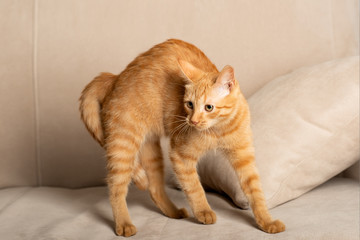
[214,65,236,94]
[178,59,203,83]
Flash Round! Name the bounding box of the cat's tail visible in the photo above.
[79,72,117,147]
[79,72,149,190]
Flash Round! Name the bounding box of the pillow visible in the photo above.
[196,56,360,208]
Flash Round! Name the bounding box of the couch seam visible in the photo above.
[32,0,42,186]
[329,0,336,58]
[0,188,33,214]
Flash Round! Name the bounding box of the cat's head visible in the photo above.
[179,59,240,131]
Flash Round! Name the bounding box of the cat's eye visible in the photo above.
[186,101,193,109]
[205,104,214,112]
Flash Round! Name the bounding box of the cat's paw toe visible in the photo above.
[195,209,217,224]
[177,208,189,218]
[115,223,137,237]
[262,220,285,234]
[168,208,189,219]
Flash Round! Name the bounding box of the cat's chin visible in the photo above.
[192,126,209,131]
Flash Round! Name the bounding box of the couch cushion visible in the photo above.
[0,178,358,240]
[197,56,359,208]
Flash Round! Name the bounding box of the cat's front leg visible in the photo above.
[170,148,216,224]
[224,146,285,234]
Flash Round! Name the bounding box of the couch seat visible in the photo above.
[0,178,358,240]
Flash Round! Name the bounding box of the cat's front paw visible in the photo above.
[115,222,137,237]
[195,209,217,224]
[262,219,285,234]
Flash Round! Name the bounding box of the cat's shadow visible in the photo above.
[92,207,114,232]
[91,186,162,232]
[92,186,257,232]
[204,190,258,228]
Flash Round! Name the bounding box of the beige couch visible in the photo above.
[1,1,359,239]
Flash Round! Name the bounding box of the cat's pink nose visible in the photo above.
[191,120,199,125]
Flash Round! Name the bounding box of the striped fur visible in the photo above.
[79,39,285,237]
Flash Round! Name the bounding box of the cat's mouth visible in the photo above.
[186,118,208,131]
[188,122,207,131]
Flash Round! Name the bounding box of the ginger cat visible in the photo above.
[79,39,285,237]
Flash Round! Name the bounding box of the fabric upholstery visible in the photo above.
[0,0,37,187]
[0,2,359,239]
[0,178,358,240]
[0,0,359,188]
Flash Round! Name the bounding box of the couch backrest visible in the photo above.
[1,0,358,188]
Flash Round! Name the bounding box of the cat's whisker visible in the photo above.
[175,125,186,142]
[170,122,188,139]
[169,124,185,138]
[169,115,187,120]
[166,120,186,126]
[167,118,187,123]
[183,124,191,137]
[186,125,191,135]
[175,123,189,142]
[169,124,181,136]
[166,118,187,126]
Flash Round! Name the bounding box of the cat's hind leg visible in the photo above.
[132,159,149,190]
[140,137,188,219]
[105,124,145,237]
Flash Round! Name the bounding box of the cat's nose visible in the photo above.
[191,120,199,125]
